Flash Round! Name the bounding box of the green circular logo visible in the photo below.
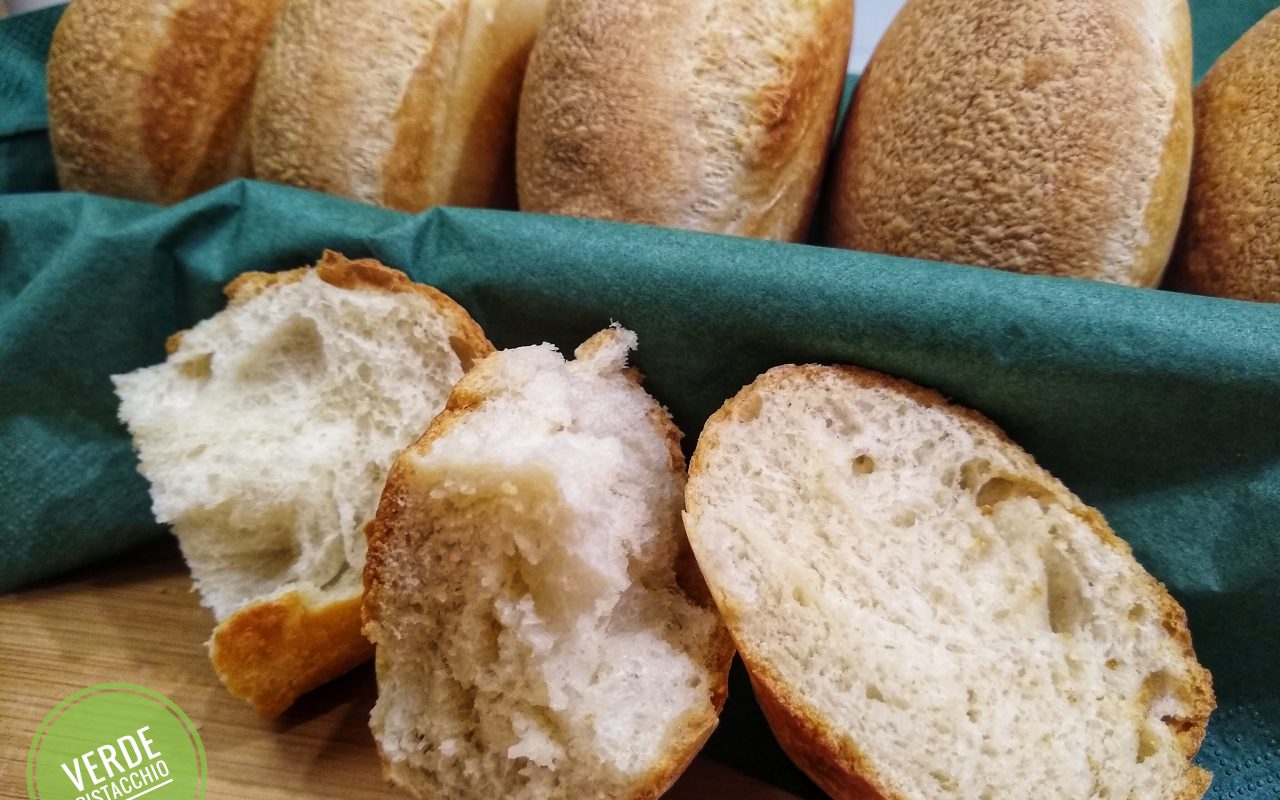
[26,684,206,800]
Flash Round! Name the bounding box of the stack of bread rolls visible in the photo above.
[46,0,852,240]
[47,0,548,210]
[46,0,1280,297]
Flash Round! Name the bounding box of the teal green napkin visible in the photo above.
[1,3,1277,798]
[0,5,58,193]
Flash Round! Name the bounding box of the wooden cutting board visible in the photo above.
[0,540,800,800]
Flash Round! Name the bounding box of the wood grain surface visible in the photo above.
[0,540,801,800]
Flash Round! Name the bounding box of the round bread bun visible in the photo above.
[1166,9,1280,302]
[825,0,1193,287]
[515,0,852,242]
[46,0,284,204]
[250,0,547,212]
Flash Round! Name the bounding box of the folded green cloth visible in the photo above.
[1,3,1277,798]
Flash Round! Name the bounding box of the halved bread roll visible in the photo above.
[363,327,733,799]
[113,252,492,716]
[250,0,547,212]
[685,365,1215,800]
[47,0,284,203]
[1167,8,1280,302]
[825,0,1193,287]
[515,0,852,241]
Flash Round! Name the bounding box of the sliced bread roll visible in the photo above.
[47,0,284,203]
[363,327,733,799]
[1167,9,1280,302]
[113,251,492,717]
[825,0,1193,286]
[515,0,852,241]
[250,0,548,212]
[685,365,1215,800]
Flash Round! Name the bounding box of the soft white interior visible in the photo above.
[687,368,1204,800]
[113,270,468,619]
[368,328,720,800]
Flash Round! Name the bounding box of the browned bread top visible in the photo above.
[250,0,547,212]
[516,0,852,242]
[826,0,1192,287]
[47,0,284,204]
[1167,8,1280,302]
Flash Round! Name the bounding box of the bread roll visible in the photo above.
[46,0,284,204]
[250,0,547,212]
[515,0,852,242]
[684,365,1215,800]
[1167,9,1280,302]
[364,327,733,799]
[113,252,493,716]
[825,0,1193,287]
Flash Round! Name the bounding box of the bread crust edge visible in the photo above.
[209,589,373,718]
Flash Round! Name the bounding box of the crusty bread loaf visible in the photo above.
[113,251,492,717]
[1166,9,1280,302]
[250,0,547,212]
[825,0,1193,287]
[515,0,851,242]
[363,327,733,800]
[684,365,1215,800]
[46,0,284,204]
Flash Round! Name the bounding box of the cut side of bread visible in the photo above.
[1167,8,1280,302]
[113,251,492,716]
[363,327,733,800]
[47,0,284,204]
[250,0,547,212]
[685,365,1214,800]
[516,0,851,241]
[825,0,1192,287]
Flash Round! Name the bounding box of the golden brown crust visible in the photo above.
[825,0,1192,286]
[687,363,1215,800]
[223,266,309,305]
[209,590,374,718]
[515,0,850,242]
[363,335,733,799]
[746,655,899,800]
[1132,5,1195,288]
[1167,9,1280,302]
[47,0,283,204]
[250,0,545,212]
[379,1,467,211]
[226,251,495,369]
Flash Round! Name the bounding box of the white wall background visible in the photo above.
[4,0,908,70]
[851,1,906,73]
